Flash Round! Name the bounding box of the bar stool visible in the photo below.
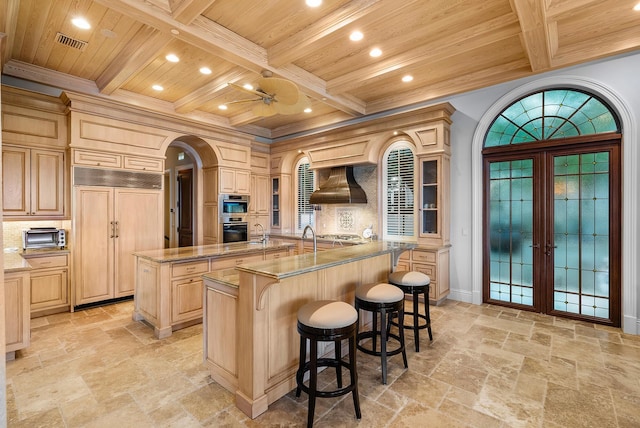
[295,300,361,428]
[388,270,433,352]
[355,282,408,384]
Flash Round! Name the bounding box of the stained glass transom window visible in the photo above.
[484,89,620,147]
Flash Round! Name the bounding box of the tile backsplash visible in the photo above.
[3,220,72,250]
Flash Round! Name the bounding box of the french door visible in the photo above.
[483,139,621,326]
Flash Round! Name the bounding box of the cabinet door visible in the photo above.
[74,186,115,305]
[219,168,236,193]
[31,149,65,216]
[2,146,30,216]
[4,272,30,352]
[171,277,204,323]
[234,170,250,194]
[114,189,163,297]
[30,268,69,313]
[254,175,270,214]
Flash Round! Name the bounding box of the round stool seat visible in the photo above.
[355,282,404,303]
[298,300,358,329]
[388,270,430,287]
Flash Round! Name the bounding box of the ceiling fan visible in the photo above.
[225,72,311,117]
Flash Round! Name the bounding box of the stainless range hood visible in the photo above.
[309,166,367,204]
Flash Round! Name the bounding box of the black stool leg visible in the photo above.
[424,286,433,341]
[349,334,361,419]
[334,339,342,388]
[380,308,388,384]
[296,336,306,397]
[307,338,318,428]
[413,291,420,352]
[398,307,408,368]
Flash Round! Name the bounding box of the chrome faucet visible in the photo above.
[302,224,317,253]
[254,223,266,243]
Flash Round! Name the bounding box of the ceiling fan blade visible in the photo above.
[227,82,270,99]
[224,98,262,105]
[252,102,278,117]
[258,77,299,105]
[274,94,311,115]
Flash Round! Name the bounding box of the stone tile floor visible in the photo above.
[5,299,640,427]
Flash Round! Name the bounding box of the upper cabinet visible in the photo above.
[419,154,450,246]
[219,167,250,195]
[2,146,66,218]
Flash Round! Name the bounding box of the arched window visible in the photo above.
[382,141,416,241]
[484,88,620,147]
[296,157,315,231]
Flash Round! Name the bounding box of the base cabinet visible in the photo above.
[396,246,450,304]
[4,271,30,360]
[23,253,70,317]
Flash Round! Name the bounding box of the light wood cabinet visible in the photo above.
[134,245,292,338]
[250,174,270,215]
[2,146,65,218]
[24,253,70,317]
[72,149,164,172]
[396,246,450,304]
[73,186,162,307]
[219,167,250,194]
[4,271,30,360]
[419,155,450,246]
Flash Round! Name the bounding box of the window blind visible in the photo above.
[297,161,315,230]
[385,146,415,238]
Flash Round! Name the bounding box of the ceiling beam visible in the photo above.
[268,0,387,67]
[327,14,521,94]
[96,27,173,95]
[174,66,248,113]
[512,0,552,71]
[94,0,366,116]
[171,0,217,24]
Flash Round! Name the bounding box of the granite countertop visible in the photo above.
[203,241,416,284]
[3,252,33,273]
[133,239,296,263]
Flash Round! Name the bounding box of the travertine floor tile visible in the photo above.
[5,299,640,427]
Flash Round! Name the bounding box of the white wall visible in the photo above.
[441,52,640,334]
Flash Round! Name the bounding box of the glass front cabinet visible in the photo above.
[271,177,280,228]
[419,154,450,246]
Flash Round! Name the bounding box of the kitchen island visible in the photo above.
[202,241,415,418]
[133,240,295,338]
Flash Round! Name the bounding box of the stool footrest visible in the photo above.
[356,331,405,358]
[390,312,431,330]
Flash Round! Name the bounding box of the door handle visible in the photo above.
[110,221,115,238]
[529,244,540,248]
[115,221,119,238]
[545,243,557,256]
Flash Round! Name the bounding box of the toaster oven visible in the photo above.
[22,228,66,250]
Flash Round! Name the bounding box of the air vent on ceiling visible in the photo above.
[54,32,88,51]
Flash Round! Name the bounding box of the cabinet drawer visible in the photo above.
[412,250,436,263]
[73,150,122,168]
[399,252,410,261]
[171,260,209,278]
[124,156,163,172]
[412,263,436,282]
[215,253,264,269]
[26,254,68,269]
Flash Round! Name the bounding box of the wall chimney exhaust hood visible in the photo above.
[309,166,367,204]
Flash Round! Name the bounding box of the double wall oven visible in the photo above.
[220,194,249,243]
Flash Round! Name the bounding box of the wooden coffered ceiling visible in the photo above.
[1,0,639,140]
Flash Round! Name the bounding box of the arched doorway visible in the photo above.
[163,136,218,248]
[481,88,622,326]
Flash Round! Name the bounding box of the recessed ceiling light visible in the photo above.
[243,83,254,90]
[165,54,179,62]
[71,17,91,30]
[200,67,212,75]
[349,31,363,41]
[634,2,640,11]
[304,108,312,113]
[402,75,413,82]
[369,48,382,57]
[152,85,164,91]
[306,0,322,7]
[218,104,228,110]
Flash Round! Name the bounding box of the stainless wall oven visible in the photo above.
[220,195,249,243]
